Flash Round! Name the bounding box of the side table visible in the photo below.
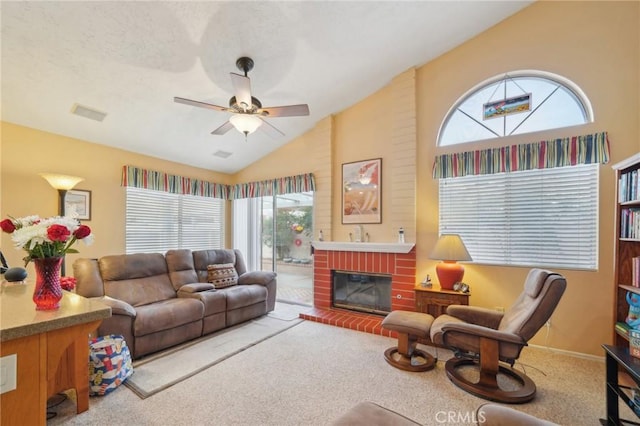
[415,286,470,318]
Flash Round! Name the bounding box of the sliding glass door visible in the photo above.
[234,191,314,305]
[261,192,314,305]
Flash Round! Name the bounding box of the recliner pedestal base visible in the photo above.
[384,346,435,372]
[445,357,536,404]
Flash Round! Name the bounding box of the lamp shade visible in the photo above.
[430,234,472,290]
[39,173,84,190]
[229,114,262,135]
[429,234,472,261]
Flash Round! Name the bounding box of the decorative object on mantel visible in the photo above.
[0,215,93,310]
[353,225,363,242]
[429,234,472,290]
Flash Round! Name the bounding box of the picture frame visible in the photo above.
[342,158,382,224]
[64,189,91,220]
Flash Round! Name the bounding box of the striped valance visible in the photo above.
[121,166,229,199]
[229,173,316,200]
[122,166,315,200]
[432,131,610,179]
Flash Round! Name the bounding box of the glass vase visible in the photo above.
[33,256,63,310]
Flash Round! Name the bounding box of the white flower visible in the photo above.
[1,214,93,263]
[82,234,95,246]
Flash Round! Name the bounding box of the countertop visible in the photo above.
[0,282,111,342]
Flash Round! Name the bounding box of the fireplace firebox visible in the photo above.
[332,270,392,315]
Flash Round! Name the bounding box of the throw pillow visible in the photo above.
[207,263,239,289]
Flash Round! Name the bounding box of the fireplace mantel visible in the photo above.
[312,241,415,254]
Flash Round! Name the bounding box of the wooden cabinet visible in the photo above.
[613,153,640,347]
[415,286,469,318]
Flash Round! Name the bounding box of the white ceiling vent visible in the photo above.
[213,150,233,159]
[71,103,107,122]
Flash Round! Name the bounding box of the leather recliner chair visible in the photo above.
[430,268,566,403]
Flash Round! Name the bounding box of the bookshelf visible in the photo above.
[613,153,640,347]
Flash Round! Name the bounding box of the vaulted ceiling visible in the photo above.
[1,1,532,173]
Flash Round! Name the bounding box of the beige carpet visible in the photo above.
[48,319,606,425]
[125,314,304,398]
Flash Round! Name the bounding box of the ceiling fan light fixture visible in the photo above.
[230,114,262,136]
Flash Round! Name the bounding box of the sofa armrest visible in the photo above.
[446,305,503,329]
[177,283,216,293]
[238,271,277,286]
[101,295,137,318]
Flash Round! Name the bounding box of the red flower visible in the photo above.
[0,219,16,233]
[73,225,91,239]
[47,224,71,242]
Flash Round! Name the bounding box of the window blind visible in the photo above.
[126,187,225,254]
[438,163,598,270]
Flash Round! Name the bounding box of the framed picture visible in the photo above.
[342,158,382,224]
[64,189,91,220]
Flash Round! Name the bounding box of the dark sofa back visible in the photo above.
[99,253,176,307]
[192,249,248,282]
[165,249,199,290]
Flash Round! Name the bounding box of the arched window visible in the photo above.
[438,70,593,146]
[433,71,607,270]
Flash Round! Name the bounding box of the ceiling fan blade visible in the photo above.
[211,121,235,135]
[174,97,228,112]
[230,73,252,111]
[258,118,285,137]
[260,104,310,118]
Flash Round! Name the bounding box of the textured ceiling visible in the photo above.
[1,1,532,174]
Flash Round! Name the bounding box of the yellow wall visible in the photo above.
[2,1,638,355]
[0,122,233,273]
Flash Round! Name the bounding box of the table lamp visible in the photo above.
[429,234,472,290]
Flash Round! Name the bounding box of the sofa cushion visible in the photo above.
[133,298,204,336]
[207,263,239,289]
[224,284,267,310]
[100,253,177,307]
[165,249,199,290]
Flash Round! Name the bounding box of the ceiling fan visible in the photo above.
[175,57,310,138]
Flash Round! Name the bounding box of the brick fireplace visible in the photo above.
[300,242,416,337]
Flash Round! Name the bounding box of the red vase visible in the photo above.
[33,257,63,310]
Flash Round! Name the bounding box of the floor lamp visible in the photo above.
[39,173,84,276]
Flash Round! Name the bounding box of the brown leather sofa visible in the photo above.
[73,248,277,359]
[332,402,558,425]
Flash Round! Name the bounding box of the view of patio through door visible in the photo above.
[261,191,313,306]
